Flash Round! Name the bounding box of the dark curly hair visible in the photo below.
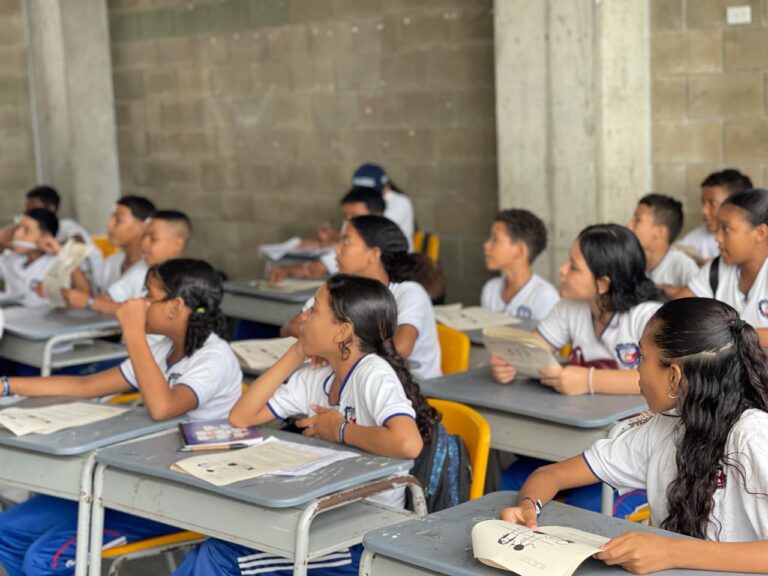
[649,298,768,539]
[146,258,226,356]
[495,208,548,263]
[578,224,665,313]
[701,168,753,195]
[326,273,440,443]
[348,215,441,294]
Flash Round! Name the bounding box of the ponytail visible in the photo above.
[146,259,226,356]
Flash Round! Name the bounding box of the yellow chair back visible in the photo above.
[436,323,470,376]
[427,398,490,500]
[413,231,440,263]
[92,234,119,258]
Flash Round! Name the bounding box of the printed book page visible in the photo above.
[483,325,561,378]
[433,304,521,331]
[472,520,609,576]
[0,402,129,436]
[230,337,297,370]
[171,437,357,486]
[43,240,90,307]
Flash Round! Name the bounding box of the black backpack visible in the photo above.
[407,422,471,513]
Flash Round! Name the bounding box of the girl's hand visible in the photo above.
[296,404,344,442]
[267,266,289,283]
[539,366,589,395]
[500,505,538,530]
[490,354,517,384]
[116,298,150,336]
[595,532,676,574]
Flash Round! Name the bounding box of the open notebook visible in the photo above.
[472,520,609,576]
[230,337,297,370]
[483,324,561,378]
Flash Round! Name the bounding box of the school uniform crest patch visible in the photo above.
[758,299,768,318]
[615,343,641,368]
[516,306,533,319]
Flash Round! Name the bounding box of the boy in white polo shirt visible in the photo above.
[628,193,698,297]
[0,209,59,308]
[481,209,559,321]
[677,169,753,263]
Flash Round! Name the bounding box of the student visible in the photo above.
[501,298,768,574]
[490,224,664,395]
[481,208,559,320]
[173,273,437,576]
[677,169,753,263]
[282,215,442,380]
[680,189,768,347]
[0,258,242,576]
[627,194,698,295]
[0,209,59,308]
[267,187,385,282]
[62,210,191,314]
[352,163,415,251]
[95,195,156,293]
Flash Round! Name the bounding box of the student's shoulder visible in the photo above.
[729,409,768,448]
[390,280,431,302]
[669,248,698,268]
[627,300,663,324]
[530,274,559,297]
[481,275,503,295]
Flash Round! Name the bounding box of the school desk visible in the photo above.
[88,428,426,576]
[419,368,648,514]
[360,491,729,576]
[0,306,126,376]
[0,397,179,576]
[221,280,312,326]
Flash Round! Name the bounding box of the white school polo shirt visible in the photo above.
[480,274,560,321]
[584,409,768,541]
[678,224,719,261]
[268,354,416,508]
[0,250,56,308]
[688,257,768,328]
[384,192,415,252]
[303,281,442,380]
[119,333,242,422]
[107,259,149,302]
[537,299,662,369]
[648,249,699,287]
[96,251,126,294]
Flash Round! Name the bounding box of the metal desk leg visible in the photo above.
[293,475,426,576]
[601,482,613,516]
[74,453,97,576]
[358,549,375,576]
[88,463,107,576]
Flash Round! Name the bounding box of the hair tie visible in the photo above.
[195,307,206,315]
[731,319,747,338]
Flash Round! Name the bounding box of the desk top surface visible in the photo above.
[223,280,317,304]
[420,368,647,428]
[96,428,413,508]
[363,491,727,576]
[2,307,119,340]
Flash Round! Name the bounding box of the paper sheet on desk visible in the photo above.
[434,304,521,332]
[43,240,90,307]
[170,436,357,486]
[0,402,129,436]
[230,337,297,370]
[472,520,609,576]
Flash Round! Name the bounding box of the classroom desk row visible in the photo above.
[0,397,424,576]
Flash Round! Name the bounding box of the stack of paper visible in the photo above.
[0,403,129,436]
[43,240,91,307]
[483,324,560,378]
[433,304,521,331]
[472,520,609,575]
[171,436,358,486]
[230,337,297,370]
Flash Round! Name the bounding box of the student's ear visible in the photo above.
[512,241,528,263]
[595,275,611,296]
[752,223,768,244]
[368,246,382,267]
[668,362,683,398]
[333,321,353,344]
[167,297,186,320]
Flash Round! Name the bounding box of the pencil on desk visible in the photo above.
[178,443,249,452]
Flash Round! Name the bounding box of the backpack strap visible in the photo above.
[709,256,721,295]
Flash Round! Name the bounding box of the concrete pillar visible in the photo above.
[495,0,649,281]
[23,0,120,232]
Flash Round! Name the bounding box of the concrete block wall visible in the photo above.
[108,0,497,303]
[0,0,35,217]
[651,0,768,234]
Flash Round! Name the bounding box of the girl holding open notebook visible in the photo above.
[0,258,242,576]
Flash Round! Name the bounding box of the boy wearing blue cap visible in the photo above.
[353,163,415,251]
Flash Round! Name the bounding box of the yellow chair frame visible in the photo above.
[436,323,471,376]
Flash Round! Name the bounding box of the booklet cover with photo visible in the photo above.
[178,419,263,449]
